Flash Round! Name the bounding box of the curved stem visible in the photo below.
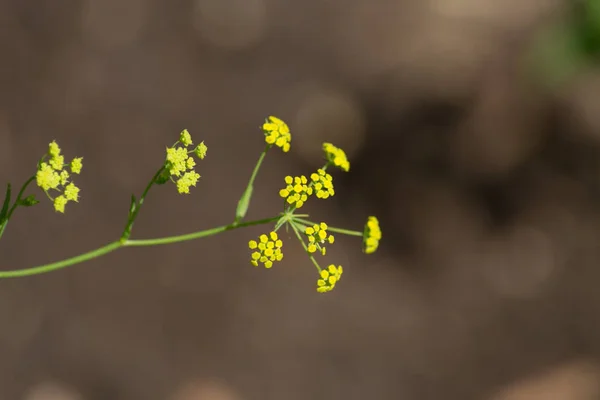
[0,241,122,278]
[124,216,280,247]
[0,216,281,278]
[290,221,321,272]
[121,166,165,240]
[293,218,363,237]
[325,226,363,237]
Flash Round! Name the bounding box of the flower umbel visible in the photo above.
[323,142,350,172]
[279,175,313,209]
[262,116,291,152]
[179,129,193,146]
[35,141,83,213]
[305,222,334,255]
[249,232,284,268]
[317,264,343,293]
[164,130,206,194]
[310,169,335,199]
[363,216,382,254]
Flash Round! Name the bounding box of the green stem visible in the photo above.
[0,241,122,278]
[293,218,363,237]
[124,216,280,246]
[0,215,281,278]
[323,226,363,237]
[0,175,36,240]
[290,221,321,272]
[121,166,165,240]
[248,145,269,188]
[235,145,270,223]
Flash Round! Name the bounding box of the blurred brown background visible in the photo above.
[3,0,600,399]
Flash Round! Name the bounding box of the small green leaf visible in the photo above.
[0,183,11,223]
[154,169,170,185]
[17,195,39,207]
[235,185,253,222]
[129,195,137,216]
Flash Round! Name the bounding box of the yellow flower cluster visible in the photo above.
[165,130,207,194]
[262,116,291,152]
[35,141,82,213]
[310,169,335,199]
[249,231,284,268]
[279,175,313,208]
[305,222,334,255]
[317,265,343,293]
[363,216,382,254]
[323,142,350,172]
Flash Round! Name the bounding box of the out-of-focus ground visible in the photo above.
[2,0,600,399]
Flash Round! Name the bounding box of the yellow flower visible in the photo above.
[363,216,382,254]
[37,141,82,213]
[70,157,83,174]
[176,171,201,194]
[305,222,334,255]
[279,175,313,208]
[36,163,61,191]
[310,169,334,199]
[262,116,291,152]
[63,182,80,202]
[53,195,68,213]
[323,142,350,172]
[48,141,61,158]
[249,231,284,268]
[179,129,193,146]
[165,147,189,177]
[49,154,64,171]
[317,264,343,293]
[195,141,208,160]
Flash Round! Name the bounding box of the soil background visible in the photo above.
[2,1,600,399]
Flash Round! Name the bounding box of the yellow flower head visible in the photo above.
[248,232,284,268]
[305,222,334,255]
[48,141,61,158]
[36,141,83,213]
[323,142,350,172]
[53,195,68,213]
[63,182,80,202]
[165,132,206,194]
[279,175,313,208]
[363,216,382,254]
[317,264,343,293]
[36,162,61,191]
[262,116,291,152]
[165,147,190,177]
[310,169,334,199]
[195,141,208,160]
[70,157,83,174]
[176,171,201,194]
[179,129,193,146]
[49,154,64,171]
